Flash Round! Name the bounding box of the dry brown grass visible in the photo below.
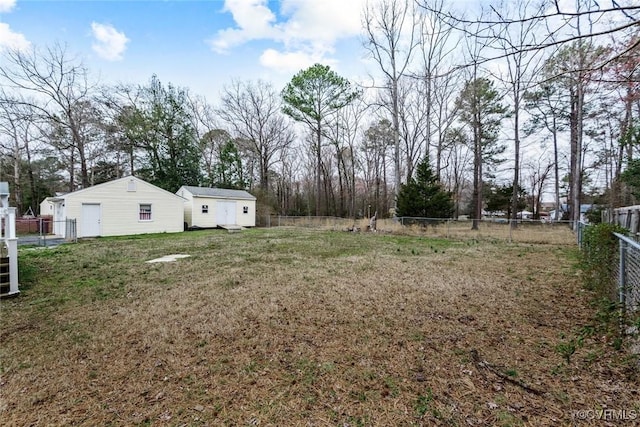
[1,228,638,426]
[271,217,576,245]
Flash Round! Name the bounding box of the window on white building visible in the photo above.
[202,205,209,214]
[139,204,152,221]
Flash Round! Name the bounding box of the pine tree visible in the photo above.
[455,77,505,229]
[396,157,453,218]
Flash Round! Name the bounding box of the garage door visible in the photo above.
[216,201,236,225]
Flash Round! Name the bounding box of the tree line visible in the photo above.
[1,0,639,227]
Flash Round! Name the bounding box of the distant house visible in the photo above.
[177,186,256,229]
[39,196,58,217]
[43,176,185,238]
[548,203,595,222]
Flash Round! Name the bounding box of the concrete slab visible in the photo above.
[146,254,191,263]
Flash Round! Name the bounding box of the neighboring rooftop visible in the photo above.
[180,186,256,200]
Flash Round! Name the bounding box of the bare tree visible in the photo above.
[440,127,473,219]
[430,63,462,181]
[363,0,418,205]
[186,94,223,185]
[414,0,459,161]
[524,79,568,221]
[199,129,232,187]
[546,40,608,227]
[324,99,368,217]
[0,44,97,190]
[488,0,546,228]
[604,33,640,207]
[97,83,146,177]
[0,92,39,213]
[419,1,640,74]
[524,156,553,218]
[219,80,294,193]
[396,76,426,182]
[363,119,394,218]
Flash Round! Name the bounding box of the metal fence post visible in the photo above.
[578,222,584,248]
[619,238,626,313]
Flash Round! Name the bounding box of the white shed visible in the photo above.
[177,186,256,229]
[45,176,185,238]
[39,196,58,217]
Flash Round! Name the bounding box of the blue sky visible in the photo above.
[0,0,371,100]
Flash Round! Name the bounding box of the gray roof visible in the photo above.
[180,186,256,200]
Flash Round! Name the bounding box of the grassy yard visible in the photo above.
[1,228,638,426]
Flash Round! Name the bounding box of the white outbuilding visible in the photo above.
[39,196,58,217]
[45,176,185,238]
[176,186,256,229]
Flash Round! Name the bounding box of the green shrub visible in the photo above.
[585,206,604,224]
[581,223,626,297]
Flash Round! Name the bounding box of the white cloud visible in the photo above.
[209,0,367,71]
[208,0,279,54]
[0,22,30,51]
[278,0,364,47]
[91,22,129,61]
[259,48,336,74]
[0,0,16,13]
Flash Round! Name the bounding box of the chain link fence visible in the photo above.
[260,215,576,244]
[613,233,640,314]
[15,217,76,246]
[578,221,640,316]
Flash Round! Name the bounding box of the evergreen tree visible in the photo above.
[621,158,640,201]
[213,140,246,189]
[396,157,453,218]
[123,75,202,192]
[282,64,360,215]
[455,77,506,229]
[484,183,527,218]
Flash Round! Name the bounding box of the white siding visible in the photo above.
[191,196,218,228]
[178,188,194,227]
[64,177,184,237]
[188,196,256,227]
[234,199,256,227]
[39,198,56,217]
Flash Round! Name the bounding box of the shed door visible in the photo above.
[81,203,101,237]
[216,201,236,225]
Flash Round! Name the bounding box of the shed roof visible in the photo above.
[180,186,256,200]
[51,176,185,202]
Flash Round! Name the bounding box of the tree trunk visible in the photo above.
[25,137,36,214]
[569,85,578,226]
[12,139,22,215]
[316,123,322,216]
[552,118,560,221]
[511,93,520,230]
[392,76,401,206]
[571,79,585,229]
